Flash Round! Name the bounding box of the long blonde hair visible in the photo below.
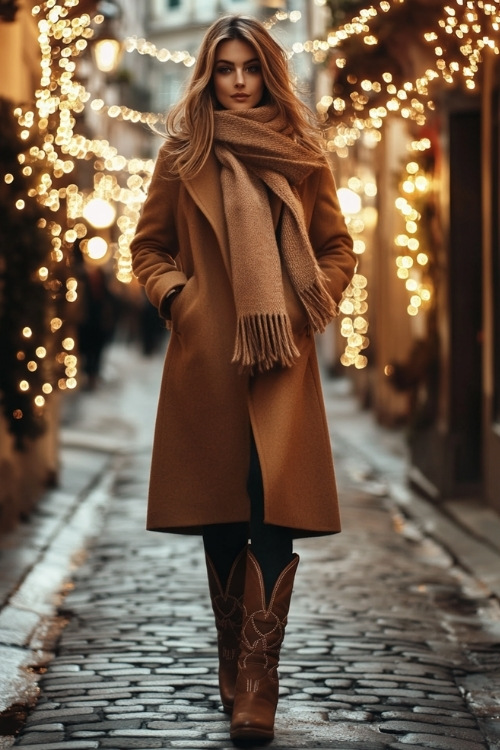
[163,15,324,179]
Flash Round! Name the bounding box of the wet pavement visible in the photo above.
[1,340,500,749]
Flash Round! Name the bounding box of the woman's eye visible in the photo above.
[216,66,232,74]
[246,65,261,74]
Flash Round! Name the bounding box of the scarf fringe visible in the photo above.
[299,278,338,333]
[232,313,300,373]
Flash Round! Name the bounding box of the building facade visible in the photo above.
[320,2,500,513]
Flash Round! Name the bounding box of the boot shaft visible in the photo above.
[239,550,299,678]
[205,546,248,714]
[205,545,247,625]
[244,550,299,615]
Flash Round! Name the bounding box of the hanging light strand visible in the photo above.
[394,138,434,317]
[318,0,500,147]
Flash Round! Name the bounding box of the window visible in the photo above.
[156,72,184,113]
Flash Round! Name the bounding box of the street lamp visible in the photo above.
[93,38,122,73]
[91,0,123,74]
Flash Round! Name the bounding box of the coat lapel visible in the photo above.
[184,153,232,280]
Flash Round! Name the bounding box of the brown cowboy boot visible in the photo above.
[205,546,247,713]
[230,549,299,742]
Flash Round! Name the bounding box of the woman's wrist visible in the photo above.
[163,286,182,316]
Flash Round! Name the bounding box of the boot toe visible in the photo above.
[230,722,274,743]
[230,696,276,741]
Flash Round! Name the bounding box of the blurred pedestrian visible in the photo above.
[131,14,355,743]
[73,241,116,390]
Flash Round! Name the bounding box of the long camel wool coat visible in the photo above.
[130,142,356,538]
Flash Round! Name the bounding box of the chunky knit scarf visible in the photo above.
[213,105,337,374]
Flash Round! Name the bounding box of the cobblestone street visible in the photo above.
[2,343,500,749]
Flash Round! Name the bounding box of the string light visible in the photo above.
[317,0,500,145]
[394,138,434,316]
[264,9,302,29]
[336,180,372,368]
[123,35,195,67]
[339,274,370,369]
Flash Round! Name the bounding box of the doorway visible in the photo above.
[448,108,483,492]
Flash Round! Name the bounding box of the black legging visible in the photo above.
[203,433,293,603]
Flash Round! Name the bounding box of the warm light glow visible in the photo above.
[86,236,108,260]
[393,139,435,316]
[83,197,116,228]
[337,187,362,215]
[339,272,370,368]
[93,38,122,73]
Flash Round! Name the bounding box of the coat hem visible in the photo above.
[145,523,341,539]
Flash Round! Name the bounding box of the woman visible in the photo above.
[131,14,356,743]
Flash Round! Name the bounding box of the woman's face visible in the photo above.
[213,38,265,110]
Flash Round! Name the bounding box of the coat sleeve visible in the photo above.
[307,164,356,305]
[130,145,187,319]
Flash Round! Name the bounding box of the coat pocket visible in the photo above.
[169,275,196,335]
